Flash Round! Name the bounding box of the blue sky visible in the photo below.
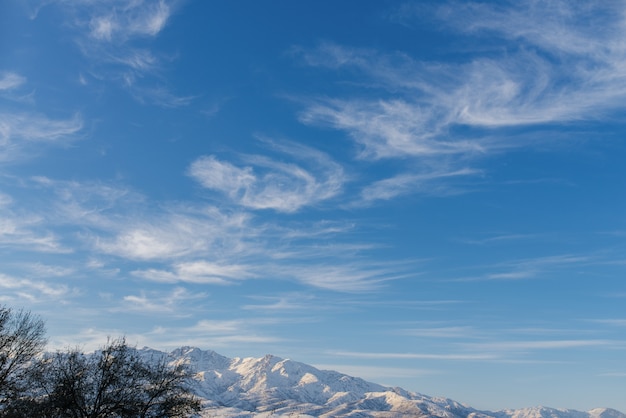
[1,0,626,412]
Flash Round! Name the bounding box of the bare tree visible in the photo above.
[1,307,200,418]
[0,305,46,409]
[21,337,201,418]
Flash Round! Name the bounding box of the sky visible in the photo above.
[1,0,626,413]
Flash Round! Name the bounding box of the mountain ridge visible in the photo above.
[138,346,623,418]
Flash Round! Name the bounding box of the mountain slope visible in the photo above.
[147,347,624,418]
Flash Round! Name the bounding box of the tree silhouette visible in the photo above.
[1,307,200,418]
[20,337,202,418]
[0,305,46,410]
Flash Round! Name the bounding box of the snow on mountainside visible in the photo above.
[144,346,624,418]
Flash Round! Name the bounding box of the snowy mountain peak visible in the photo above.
[589,409,626,418]
[153,347,625,418]
[170,346,231,370]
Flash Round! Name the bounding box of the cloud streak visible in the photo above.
[132,261,255,285]
[87,0,171,41]
[359,168,480,203]
[295,3,626,201]
[129,319,285,352]
[189,141,344,213]
[454,254,592,282]
[286,263,407,292]
[0,194,71,253]
[2,175,400,295]
[47,0,190,107]
[462,339,612,352]
[329,350,495,361]
[0,113,83,162]
[0,72,26,91]
[94,208,252,261]
[116,287,207,314]
[0,273,73,303]
[302,3,626,131]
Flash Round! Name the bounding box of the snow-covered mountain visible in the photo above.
[148,346,624,418]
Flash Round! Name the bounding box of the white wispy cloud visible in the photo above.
[22,263,76,278]
[300,97,484,160]
[288,264,406,292]
[589,319,626,327]
[129,85,196,108]
[457,233,542,245]
[132,261,255,285]
[189,156,255,194]
[0,72,26,91]
[0,226,67,253]
[28,176,141,229]
[133,252,406,293]
[92,205,253,261]
[454,253,591,282]
[47,0,190,107]
[0,112,82,142]
[462,339,612,352]
[87,0,171,41]
[298,44,592,155]
[0,192,11,206]
[0,163,418,309]
[0,112,83,162]
[115,287,207,314]
[48,316,288,353]
[296,3,626,201]
[329,338,616,363]
[328,350,495,361]
[313,364,437,379]
[113,49,159,72]
[188,140,344,212]
[20,177,253,261]
[242,293,317,311]
[398,326,476,339]
[3,174,404,295]
[304,2,626,128]
[599,372,626,377]
[0,272,73,303]
[97,227,196,260]
[360,168,480,203]
[0,206,70,253]
[141,319,284,351]
[340,299,463,310]
[0,177,247,265]
[435,1,619,58]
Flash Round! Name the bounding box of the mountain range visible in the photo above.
[141,346,624,418]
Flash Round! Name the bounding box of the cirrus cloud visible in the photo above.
[188,141,345,213]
